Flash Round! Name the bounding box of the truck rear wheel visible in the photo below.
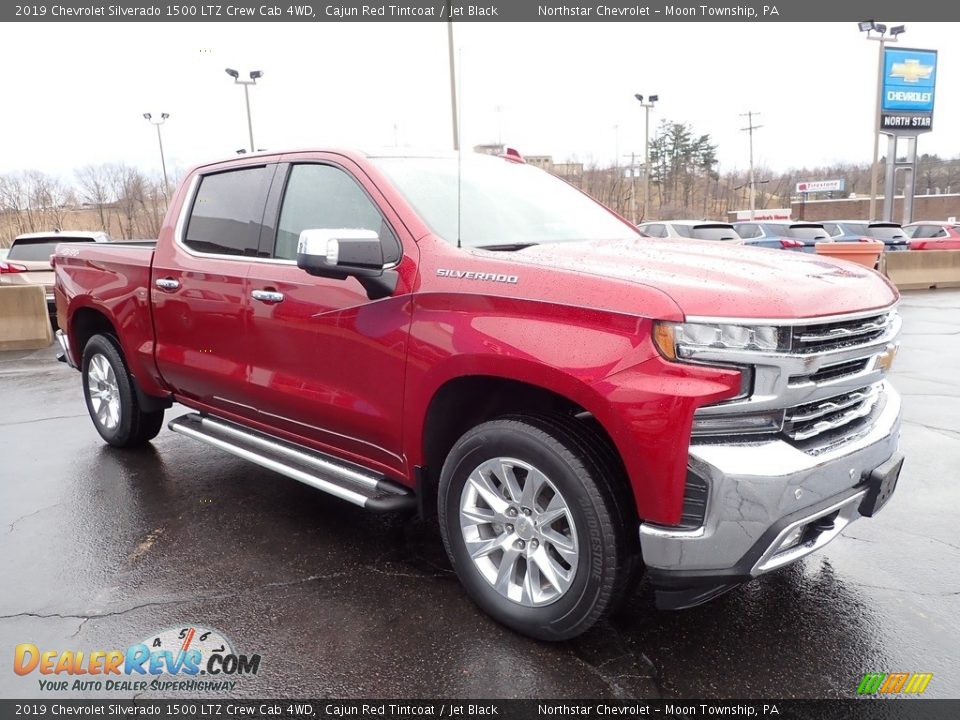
[81,334,164,448]
[438,415,636,641]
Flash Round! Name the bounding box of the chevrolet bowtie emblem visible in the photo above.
[890,59,934,83]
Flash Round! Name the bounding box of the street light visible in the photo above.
[634,93,658,223]
[225,68,263,153]
[142,112,170,198]
[859,21,905,220]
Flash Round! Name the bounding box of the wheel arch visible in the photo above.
[71,305,171,413]
[415,372,632,520]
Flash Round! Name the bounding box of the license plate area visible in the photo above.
[858,454,904,517]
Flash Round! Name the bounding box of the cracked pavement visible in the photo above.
[1,289,958,699]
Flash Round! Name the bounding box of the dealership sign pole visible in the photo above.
[879,47,937,224]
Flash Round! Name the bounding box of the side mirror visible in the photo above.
[296,228,398,300]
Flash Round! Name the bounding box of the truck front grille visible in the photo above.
[782,385,880,442]
[792,312,894,353]
[791,358,870,385]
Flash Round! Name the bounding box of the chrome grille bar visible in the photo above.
[784,385,880,441]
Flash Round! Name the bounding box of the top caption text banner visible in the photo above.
[5,0,959,22]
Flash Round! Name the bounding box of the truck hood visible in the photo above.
[497,237,898,319]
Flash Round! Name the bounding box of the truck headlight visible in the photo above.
[653,321,783,360]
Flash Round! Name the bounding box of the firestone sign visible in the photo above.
[796,179,845,194]
[880,47,937,133]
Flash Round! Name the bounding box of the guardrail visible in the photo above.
[882,249,960,290]
[0,285,53,351]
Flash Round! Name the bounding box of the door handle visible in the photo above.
[251,289,285,304]
[155,278,180,291]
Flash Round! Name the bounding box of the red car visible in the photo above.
[903,221,960,250]
[54,149,904,640]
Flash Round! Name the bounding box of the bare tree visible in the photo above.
[75,164,113,231]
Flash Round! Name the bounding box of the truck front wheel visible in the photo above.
[438,415,636,641]
[81,334,164,448]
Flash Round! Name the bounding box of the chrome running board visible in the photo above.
[168,413,416,513]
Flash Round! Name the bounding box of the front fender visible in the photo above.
[402,293,741,524]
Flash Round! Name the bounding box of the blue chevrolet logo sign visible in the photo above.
[882,48,937,113]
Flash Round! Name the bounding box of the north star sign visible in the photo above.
[882,47,937,114]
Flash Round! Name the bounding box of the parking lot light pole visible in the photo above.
[860,21,903,221]
[142,113,170,198]
[634,93,658,223]
[225,68,262,153]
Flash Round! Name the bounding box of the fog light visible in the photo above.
[779,525,805,551]
[691,410,784,436]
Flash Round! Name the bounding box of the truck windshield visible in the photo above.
[372,155,639,248]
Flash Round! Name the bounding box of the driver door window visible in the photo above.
[273,164,399,262]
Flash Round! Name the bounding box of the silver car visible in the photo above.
[638,220,744,243]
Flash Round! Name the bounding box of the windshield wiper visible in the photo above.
[474,242,540,251]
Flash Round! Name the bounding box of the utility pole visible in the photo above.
[740,111,762,220]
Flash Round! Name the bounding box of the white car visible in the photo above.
[638,220,744,243]
[0,231,111,322]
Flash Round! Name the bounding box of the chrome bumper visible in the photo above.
[640,382,902,605]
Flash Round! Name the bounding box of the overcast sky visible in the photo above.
[0,21,954,181]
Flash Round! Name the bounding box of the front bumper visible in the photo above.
[640,382,902,609]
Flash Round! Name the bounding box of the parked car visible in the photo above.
[0,231,110,322]
[733,221,831,252]
[902,221,960,250]
[638,220,743,243]
[54,149,903,641]
[822,221,909,252]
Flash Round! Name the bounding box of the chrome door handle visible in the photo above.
[251,289,284,304]
[155,278,180,291]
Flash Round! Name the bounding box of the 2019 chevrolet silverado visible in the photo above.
[53,149,904,640]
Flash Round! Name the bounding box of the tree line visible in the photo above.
[0,165,171,246]
[3,131,959,246]
[567,120,960,222]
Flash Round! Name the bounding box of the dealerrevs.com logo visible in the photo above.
[14,625,261,693]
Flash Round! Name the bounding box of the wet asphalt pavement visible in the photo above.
[1,289,958,700]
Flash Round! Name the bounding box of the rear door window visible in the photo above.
[184,166,274,256]
[735,224,759,238]
[644,224,666,238]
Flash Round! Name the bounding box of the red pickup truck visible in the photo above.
[54,149,904,640]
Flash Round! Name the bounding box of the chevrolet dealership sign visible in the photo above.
[881,47,937,132]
